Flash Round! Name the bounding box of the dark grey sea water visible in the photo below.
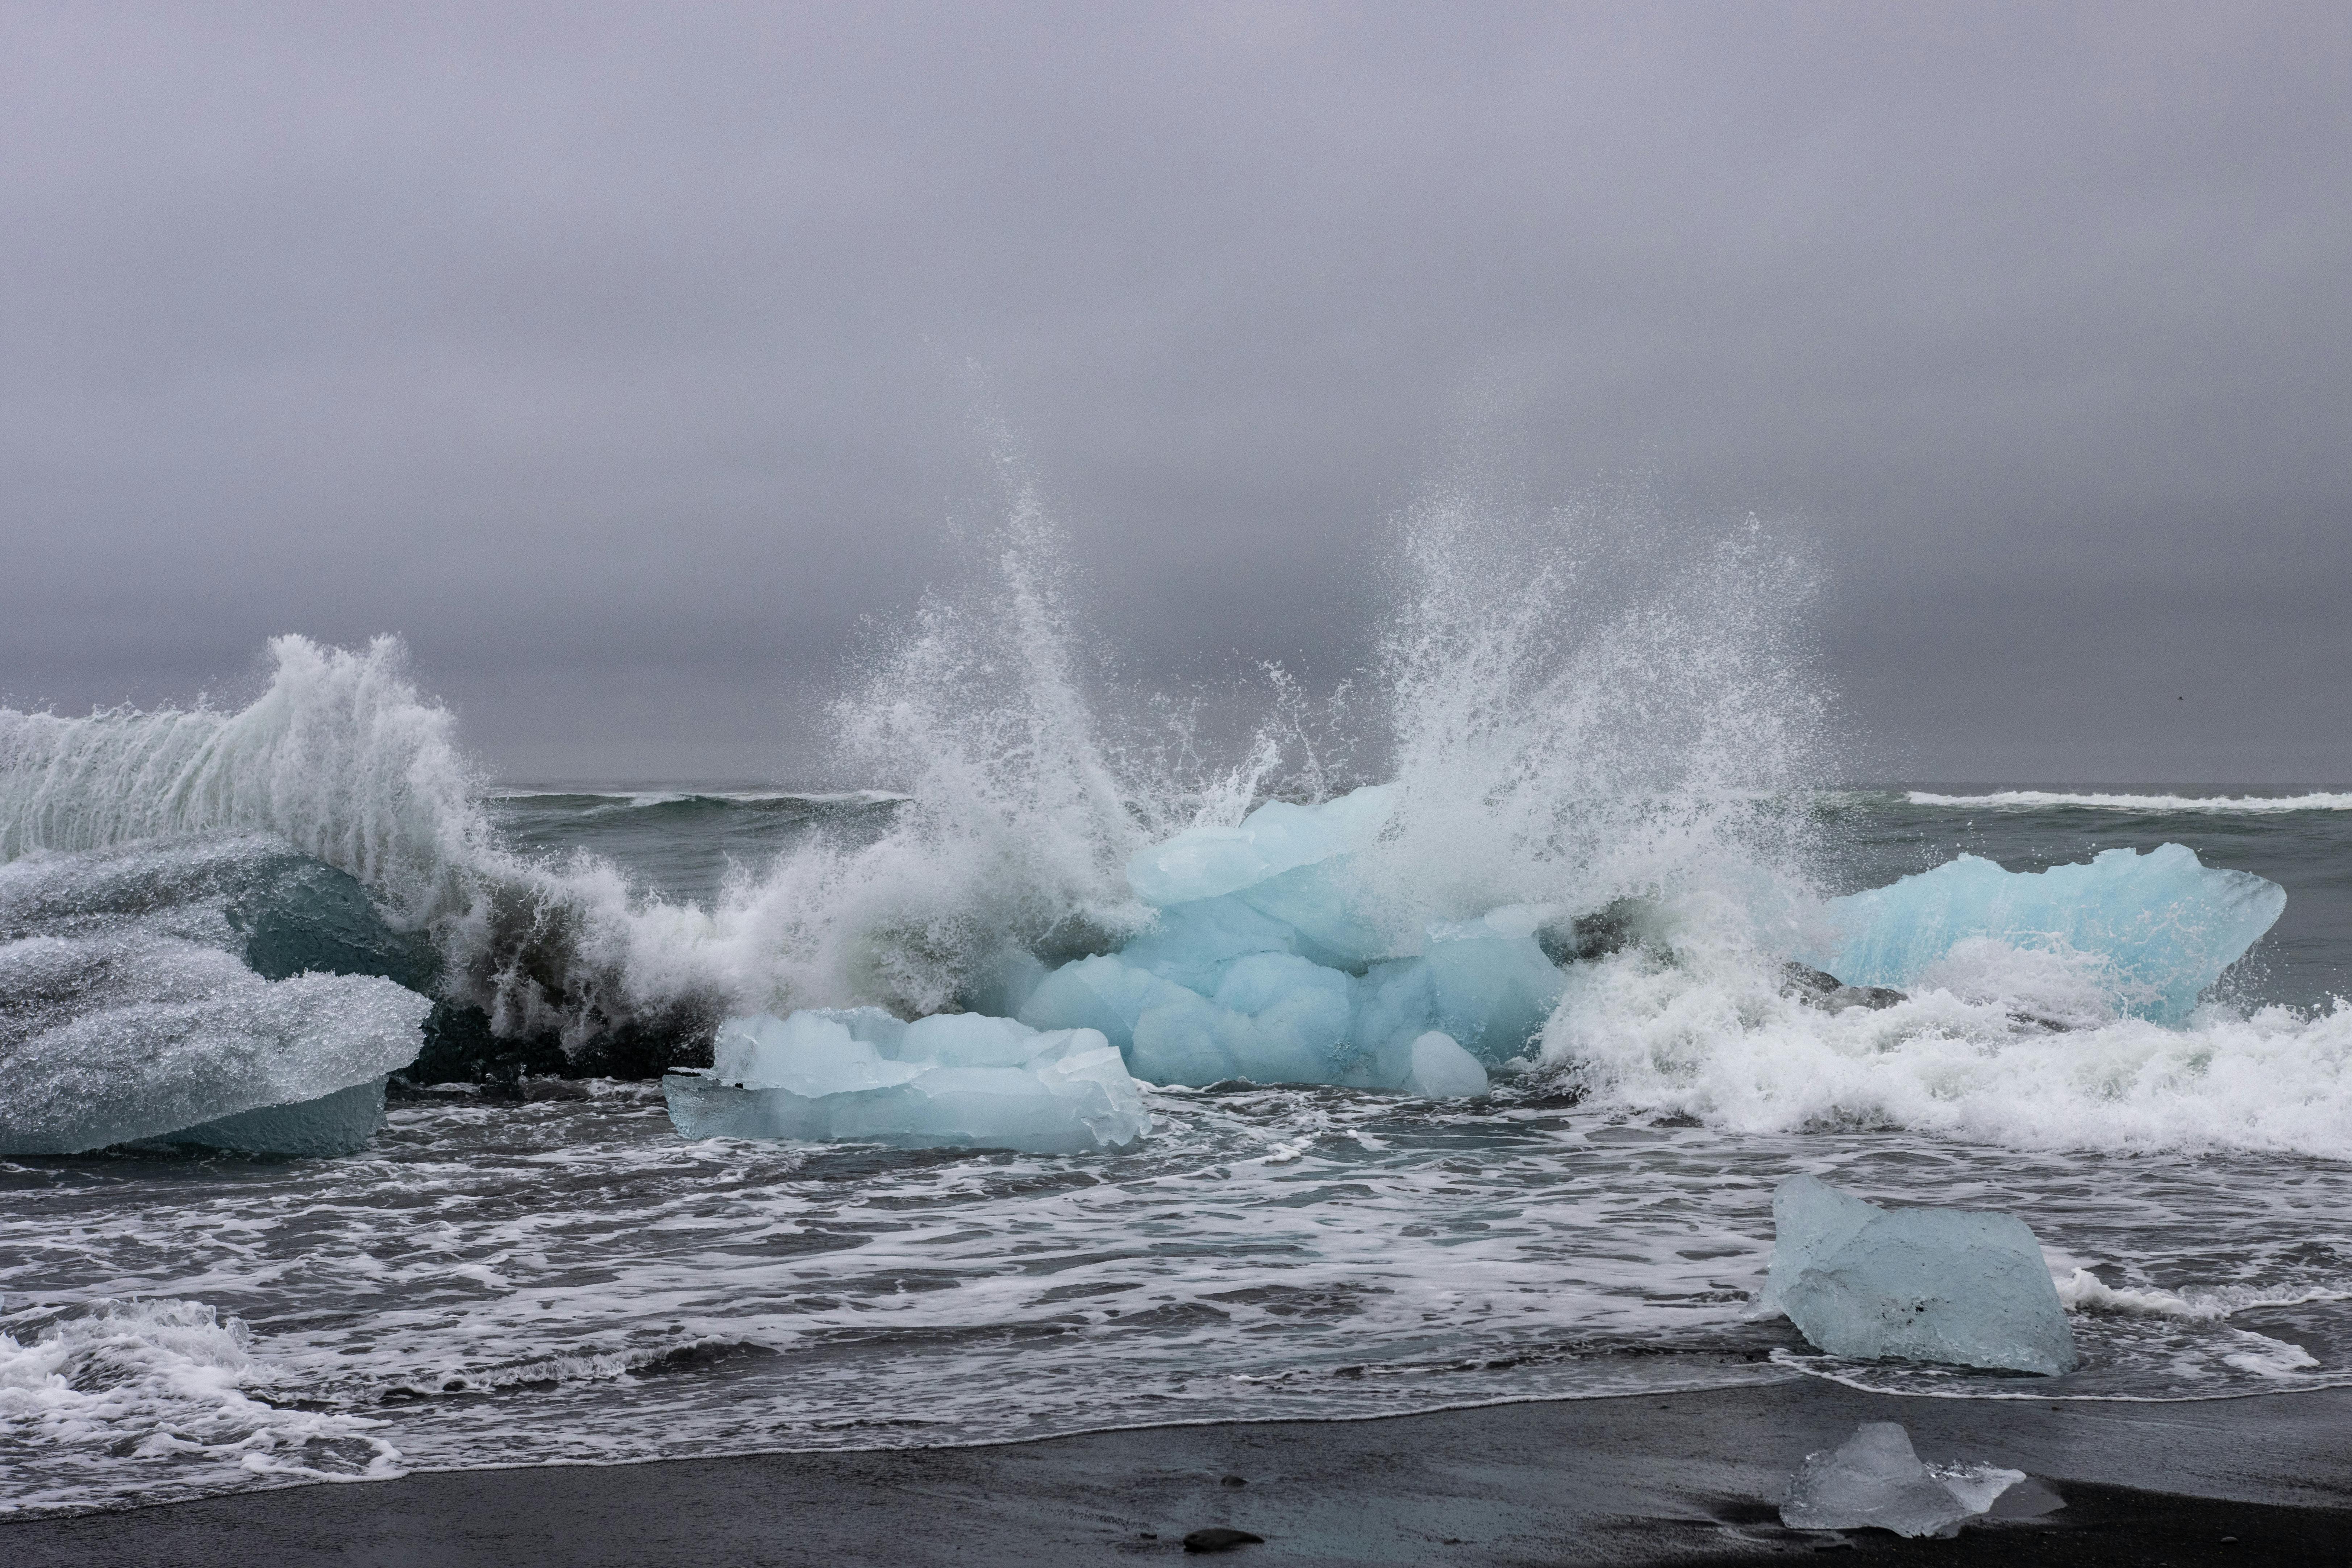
[4,785,2348,1518]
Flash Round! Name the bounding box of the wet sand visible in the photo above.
[6,1378,2347,1566]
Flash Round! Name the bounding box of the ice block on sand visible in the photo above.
[1764,1175,2078,1375]
[665,1007,1150,1155]
[1780,1422,2030,1538]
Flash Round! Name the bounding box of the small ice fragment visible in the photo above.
[1764,1174,2078,1375]
[668,1010,1149,1154]
[1931,1462,2031,1516]
[1401,1031,1488,1098]
[1778,1423,1980,1537]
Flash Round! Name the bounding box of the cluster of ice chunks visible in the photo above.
[1807,844,2285,1024]
[1780,1422,2051,1538]
[0,839,429,1157]
[663,1007,1150,1155]
[1015,785,1556,1094]
[1764,1175,2078,1375]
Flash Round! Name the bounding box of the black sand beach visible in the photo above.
[7,1379,2346,1567]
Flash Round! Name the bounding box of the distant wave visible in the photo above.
[1910,790,2352,814]
[489,789,911,809]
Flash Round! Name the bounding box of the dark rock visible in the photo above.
[1780,962,1905,1012]
[1219,1474,1246,1487]
[1182,1527,1264,1553]
[1539,902,1640,966]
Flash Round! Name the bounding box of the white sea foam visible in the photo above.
[0,1299,401,1513]
[1910,790,2352,813]
[489,789,911,808]
[2055,1268,2352,1322]
[1545,935,2352,1160]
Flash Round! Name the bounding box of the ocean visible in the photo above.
[3,525,2348,1518]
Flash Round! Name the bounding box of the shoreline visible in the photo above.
[6,1378,2347,1565]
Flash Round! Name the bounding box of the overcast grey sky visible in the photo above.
[3,1,2346,782]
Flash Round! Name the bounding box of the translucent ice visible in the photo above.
[1402,1031,1489,1098]
[1124,785,1395,972]
[1127,785,1394,907]
[0,939,428,1157]
[1013,786,1555,1094]
[1420,906,1565,1059]
[1764,1175,2078,1374]
[1780,1422,2020,1538]
[665,1007,1149,1154]
[158,1078,392,1157]
[1812,844,2285,1024]
[1018,951,1353,1087]
[0,837,433,1156]
[1018,951,1493,1095]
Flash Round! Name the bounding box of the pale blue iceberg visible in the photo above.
[1124,784,1395,971]
[1401,1030,1490,1098]
[1017,950,1492,1096]
[1420,906,1565,1060]
[1810,844,2284,1023]
[1127,785,1394,907]
[1764,1175,2077,1375]
[1018,786,1538,1094]
[663,1007,1150,1154]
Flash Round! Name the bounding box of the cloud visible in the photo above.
[2,1,2345,780]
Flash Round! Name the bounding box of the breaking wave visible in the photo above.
[1910,790,2352,814]
[2,469,2348,1159]
[0,1298,402,1514]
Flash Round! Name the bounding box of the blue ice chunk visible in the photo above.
[712,1011,920,1096]
[1017,953,1187,1054]
[1023,913,1560,1092]
[1764,1175,2078,1376]
[670,1009,1149,1154]
[1203,952,1355,1081]
[1116,786,1401,990]
[159,1078,390,1158]
[1402,1031,1489,1098]
[1347,957,1437,1085]
[1126,784,1395,906]
[1103,952,1357,1087]
[1026,949,1381,1088]
[1223,858,1390,972]
[1422,906,1566,1061]
[1115,897,1305,993]
[1812,844,2284,1023]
